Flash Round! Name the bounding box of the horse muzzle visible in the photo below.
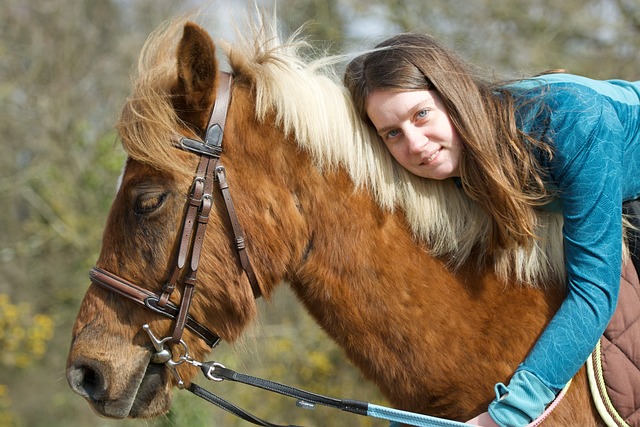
[66,345,172,418]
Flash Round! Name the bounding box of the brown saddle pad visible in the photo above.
[587,260,640,427]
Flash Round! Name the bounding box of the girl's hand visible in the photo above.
[487,369,558,427]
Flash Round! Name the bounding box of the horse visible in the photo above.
[66,14,603,425]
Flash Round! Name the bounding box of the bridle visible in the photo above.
[89,71,260,349]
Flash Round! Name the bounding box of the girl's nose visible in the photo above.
[405,129,427,154]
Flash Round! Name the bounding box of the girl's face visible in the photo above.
[365,89,462,180]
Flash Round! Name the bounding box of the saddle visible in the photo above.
[587,201,640,427]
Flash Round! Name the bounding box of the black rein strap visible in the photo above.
[187,362,369,427]
[188,383,297,427]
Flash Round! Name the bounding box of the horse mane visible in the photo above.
[117,12,566,287]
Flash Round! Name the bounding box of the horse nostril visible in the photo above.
[67,359,109,401]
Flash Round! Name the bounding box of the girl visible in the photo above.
[344,33,640,426]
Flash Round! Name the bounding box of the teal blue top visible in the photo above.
[507,74,640,391]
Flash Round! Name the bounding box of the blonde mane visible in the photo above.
[118,13,566,287]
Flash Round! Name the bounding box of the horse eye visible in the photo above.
[134,193,166,215]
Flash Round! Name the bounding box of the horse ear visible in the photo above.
[174,22,219,131]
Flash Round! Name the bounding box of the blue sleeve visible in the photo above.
[519,86,623,390]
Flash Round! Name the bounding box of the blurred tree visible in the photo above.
[0,1,183,426]
[0,294,54,368]
[277,0,347,53]
[0,294,53,427]
[345,0,640,79]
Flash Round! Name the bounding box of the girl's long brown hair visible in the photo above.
[344,33,553,253]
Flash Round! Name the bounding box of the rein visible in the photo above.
[88,71,567,426]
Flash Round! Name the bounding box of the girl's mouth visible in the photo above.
[422,148,440,165]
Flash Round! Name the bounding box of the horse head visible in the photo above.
[66,21,275,418]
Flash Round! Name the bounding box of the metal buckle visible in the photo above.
[202,362,226,382]
[179,136,222,158]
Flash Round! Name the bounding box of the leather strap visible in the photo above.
[190,359,569,427]
[188,383,296,427]
[170,155,219,343]
[203,363,369,414]
[89,71,262,349]
[89,267,220,347]
[159,157,208,308]
[205,72,233,151]
[216,165,262,298]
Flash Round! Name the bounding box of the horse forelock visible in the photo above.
[116,17,194,176]
[116,11,566,287]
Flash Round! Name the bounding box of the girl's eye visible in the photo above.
[416,109,428,119]
[386,129,400,139]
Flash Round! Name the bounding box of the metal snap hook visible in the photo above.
[142,324,190,389]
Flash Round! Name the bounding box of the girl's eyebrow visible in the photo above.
[375,99,435,136]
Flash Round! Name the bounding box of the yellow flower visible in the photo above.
[0,294,55,369]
